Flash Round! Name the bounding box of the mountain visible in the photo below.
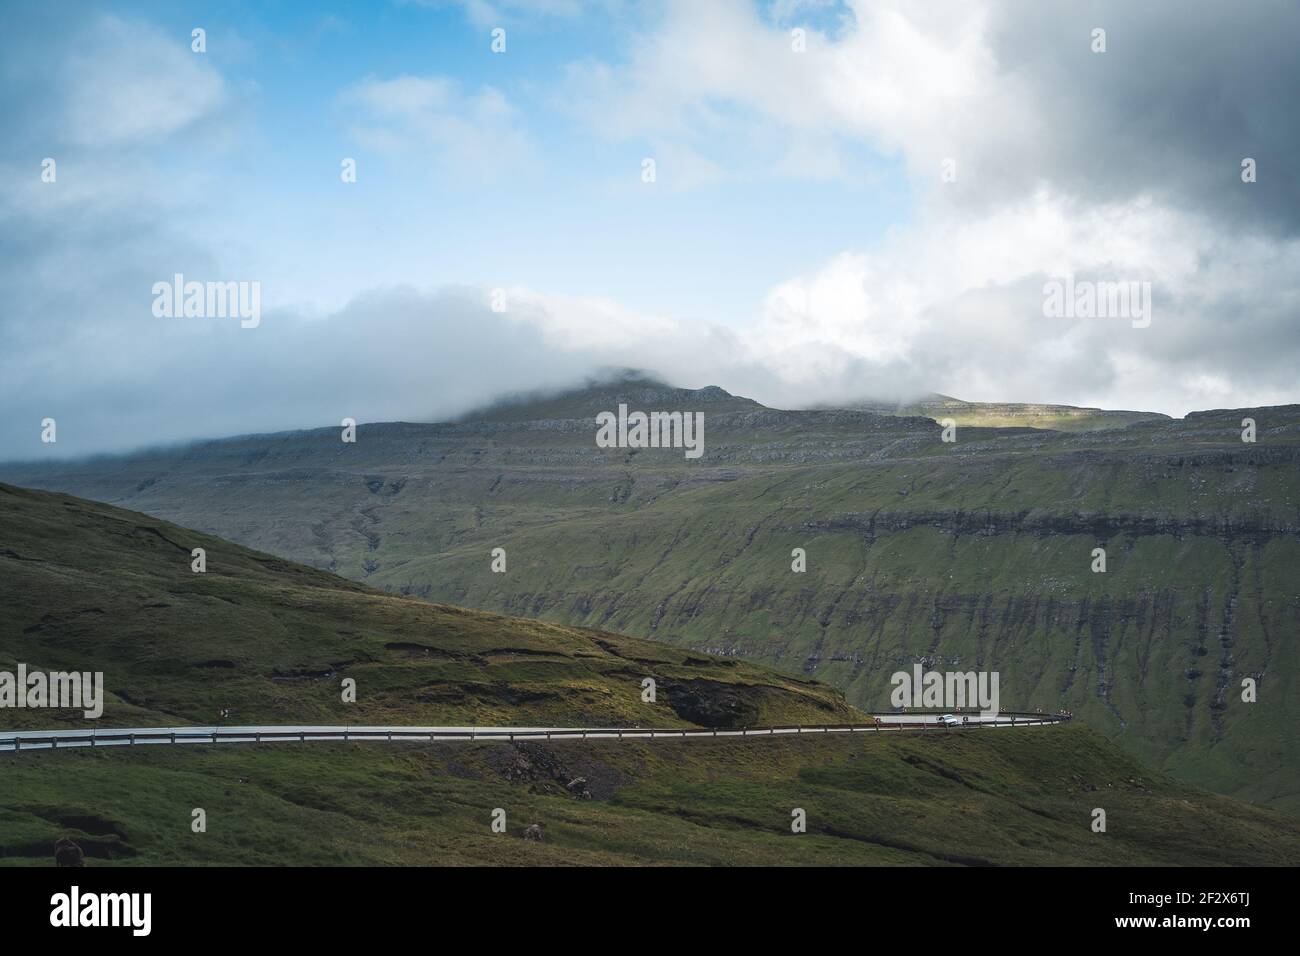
[3,483,1299,867]
[2,378,1297,813]
[830,393,1172,432]
[0,481,852,730]
[459,373,767,422]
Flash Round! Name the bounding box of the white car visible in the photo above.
[938,714,961,726]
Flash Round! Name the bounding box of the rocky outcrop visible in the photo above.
[657,678,762,729]
[499,744,593,799]
[805,508,1298,542]
[54,838,84,867]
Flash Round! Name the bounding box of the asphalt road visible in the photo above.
[0,714,1067,752]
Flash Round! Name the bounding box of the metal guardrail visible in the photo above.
[0,714,1069,753]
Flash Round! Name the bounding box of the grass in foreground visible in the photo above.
[2,725,1296,867]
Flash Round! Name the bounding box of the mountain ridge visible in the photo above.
[2,381,1297,812]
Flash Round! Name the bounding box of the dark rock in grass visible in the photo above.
[54,838,84,867]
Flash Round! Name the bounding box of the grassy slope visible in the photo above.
[0,482,854,731]
[2,483,1298,866]
[4,726,1299,867]
[406,441,1300,810]
[2,385,1297,812]
[838,394,1171,432]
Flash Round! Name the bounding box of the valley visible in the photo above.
[9,480,1298,866]
[4,376,1297,813]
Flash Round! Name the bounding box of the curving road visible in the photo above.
[0,713,1068,752]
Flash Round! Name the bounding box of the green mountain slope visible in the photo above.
[0,482,854,730]
[2,483,1298,867]
[2,379,1297,812]
[833,393,1171,431]
[5,725,1299,866]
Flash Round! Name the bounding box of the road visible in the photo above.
[0,714,1067,752]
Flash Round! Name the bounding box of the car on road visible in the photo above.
[938,714,961,726]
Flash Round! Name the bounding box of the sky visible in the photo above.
[2,0,1299,458]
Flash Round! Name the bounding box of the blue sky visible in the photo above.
[101,0,909,325]
[3,0,1300,457]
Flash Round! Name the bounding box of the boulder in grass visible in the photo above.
[54,838,84,867]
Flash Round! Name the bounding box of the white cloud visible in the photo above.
[547,0,1300,414]
[64,15,227,148]
[5,0,1299,463]
[560,0,1300,221]
[748,193,1300,414]
[505,288,682,350]
[560,0,1013,184]
[340,75,535,177]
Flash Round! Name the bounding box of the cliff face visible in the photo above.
[3,383,1297,810]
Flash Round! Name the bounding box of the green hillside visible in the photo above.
[3,379,1297,812]
[2,483,1298,867]
[833,393,1171,431]
[0,482,854,731]
[5,724,1299,866]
